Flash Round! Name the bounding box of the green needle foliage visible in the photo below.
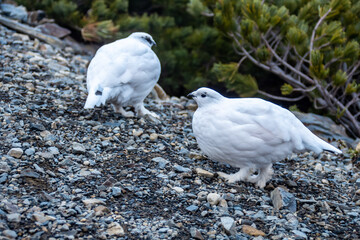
[190,0,360,137]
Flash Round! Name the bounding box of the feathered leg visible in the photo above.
[247,164,274,188]
[112,104,134,117]
[134,102,159,118]
[217,167,252,183]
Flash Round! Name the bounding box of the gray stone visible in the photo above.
[355,178,360,187]
[197,191,208,201]
[158,227,169,233]
[112,187,122,197]
[0,173,7,183]
[173,164,191,173]
[72,142,86,154]
[152,157,169,169]
[38,152,54,159]
[3,229,17,238]
[271,187,297,213]
[252,210,266,220]
[0,162,10,172]
[189,227,204,240]
[292,230,308,239]
[186,205,198,212]
[25,148,36,156]
[156,173,168,179]
[7,213,21,223]
[220,216,235,235]
[0,4,27,22]
[48,147,60,155]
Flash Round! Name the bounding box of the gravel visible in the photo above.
[1,23,360,239]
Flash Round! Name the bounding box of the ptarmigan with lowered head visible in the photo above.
[84,32,161,118]
[188,87,342,188]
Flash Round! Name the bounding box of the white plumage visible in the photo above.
[188,87,342,188]
[84,32,161,118]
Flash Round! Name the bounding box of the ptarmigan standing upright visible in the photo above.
[84,32,161,118]
[188,87,342,188]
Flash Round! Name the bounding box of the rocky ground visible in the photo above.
[1,23,360,240]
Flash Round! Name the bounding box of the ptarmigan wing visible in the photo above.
[87,38,151,89]
[221,97,336,154]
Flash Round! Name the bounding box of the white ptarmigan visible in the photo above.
[84,32,161,118]
[188,87,342,188]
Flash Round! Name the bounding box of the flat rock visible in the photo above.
[107,222,125,236]
[36,23,71,39]
[195,168,214,178]
[292,230,308,239]
[21,169,40,178]
[82,198,105,208]
[242,225,266,237]
[32,212,47,223]
[94,205,110,216]
[173,164,191,173]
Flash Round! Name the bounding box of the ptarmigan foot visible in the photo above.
[247,164,274,188]
[112,104,135,117]
[135,103,159,119]
[217,167,251,184]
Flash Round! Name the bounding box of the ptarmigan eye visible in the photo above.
[201,93,206,98]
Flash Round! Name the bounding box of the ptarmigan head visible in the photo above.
[129,32,157,47]
[187,87,224,108]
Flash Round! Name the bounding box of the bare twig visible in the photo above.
[293,85,317,92]
[262,36,315,84]
[258,90,306,102]
[310,8,332,53]
[347,61,360,80]
[201,12,214,17]
[231,34,307,88]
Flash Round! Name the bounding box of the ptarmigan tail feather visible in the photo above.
[316,137,342,154]
[301,127,342,154]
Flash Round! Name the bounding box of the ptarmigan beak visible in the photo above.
[187,92,195,98]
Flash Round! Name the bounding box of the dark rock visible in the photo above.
[21,169,40,178]
[30,123,46,131]
[35,23,71,39]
